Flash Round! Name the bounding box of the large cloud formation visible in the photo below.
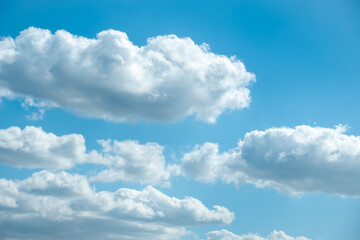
[3,125,360,196]
[0,126,174,185]
[0,171,234,240]
[181,125,360,196]
[207,229,310,240]
[0,27,255,123]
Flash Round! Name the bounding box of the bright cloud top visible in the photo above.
[207,229,310,240]
[181,125,360,196]
[0,27,255,123]
[0,171,234,240]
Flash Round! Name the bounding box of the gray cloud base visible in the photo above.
[0,27,255,123]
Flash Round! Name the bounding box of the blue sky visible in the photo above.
[0,0,359,239]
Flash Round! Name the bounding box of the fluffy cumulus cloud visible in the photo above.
[181,125,360,196]
[0,171,234,240]
[4,125,360,195]
[0,27,255,123]
[0,126,86,170]
[0,126,173,185]
[89,139,179,186]
[207,229,310,240]
[181,142,237,183]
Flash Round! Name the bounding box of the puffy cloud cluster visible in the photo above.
[181,125,360,196]
[0,126,175,185]
[0,126,86,170]
[3,125,360,196]
[0,27,255,123]
[89,139,178,186]
[0,171,234,240]
[181,142,237,183]
[207,229,310,240]
[235,125,360,195]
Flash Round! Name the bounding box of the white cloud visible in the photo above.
[0,126,175,186]
[4,125,359,195]
[0,27,255,123]
[21,97,58,120]
[207,229,310,240]
[181,125,360,196]
[0,171,234,240]
[0,126,86,170]
[181,142,237,183]
[0,87,14,103]
[89,139,175,186]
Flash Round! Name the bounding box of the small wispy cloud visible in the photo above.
[207,229,310,240]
